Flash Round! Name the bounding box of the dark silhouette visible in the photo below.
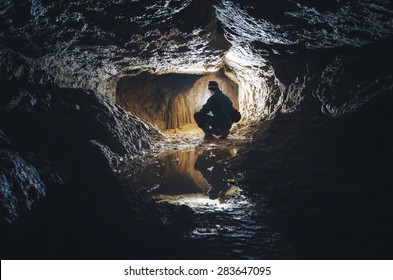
[194,80,234,140]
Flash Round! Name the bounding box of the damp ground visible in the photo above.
[122,123,294,259]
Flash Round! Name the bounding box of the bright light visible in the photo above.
[154,187,247,214]
[196,91,211,110]
[223,45,273,121]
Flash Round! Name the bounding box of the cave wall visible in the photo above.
[1,0,393,259]
[233,38,393,258]
[0,81,190,258]
[266,39,393,118]
[0,0,228,100]
[1,0,391,123]
[0,81,153,226]
[116,71,239,130]
[216,0,393,122]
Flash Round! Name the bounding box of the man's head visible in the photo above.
[208,80,219,92]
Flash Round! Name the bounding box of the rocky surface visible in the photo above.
[2,1,392,121]
[0,0,226,99]
[234,40,393,258]
[236,92,393,259]
[0,82,181,258]
[1,0,393,259]
[0,149,45,224]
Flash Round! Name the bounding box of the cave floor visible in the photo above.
[122,121,294,259]
[161,122,256,150]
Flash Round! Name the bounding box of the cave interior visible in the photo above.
[1,0,393,259]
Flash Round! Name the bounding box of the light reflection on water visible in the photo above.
[135,147,242,200]
[130,147,287,259]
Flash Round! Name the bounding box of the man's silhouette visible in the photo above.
[194,80,234,140]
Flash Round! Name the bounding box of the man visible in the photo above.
[194,80,234,140]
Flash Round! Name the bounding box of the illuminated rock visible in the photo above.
[1,0,393,259]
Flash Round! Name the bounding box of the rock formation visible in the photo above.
[1,0,393,259]
[0,82,172,258]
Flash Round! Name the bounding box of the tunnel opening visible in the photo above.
[116,70,239,131]
[1,0,393,261]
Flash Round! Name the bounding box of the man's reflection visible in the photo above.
[136,148,237,200]
[194,148,234,199]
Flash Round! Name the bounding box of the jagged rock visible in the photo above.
[0,82,154,226]
[1,0,392,119]
[0,129,11,147]
[235,91,393,258]
[0,149,45,224]
[1,0,393,260]
[0,82,152,160]
[0,137,189,259]
[0,82,178,258]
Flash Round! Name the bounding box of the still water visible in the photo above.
[129,147,289,259]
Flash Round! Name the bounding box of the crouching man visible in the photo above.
[194,80,234,140]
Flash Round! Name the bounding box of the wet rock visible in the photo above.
[236,91,393,259]
[0,149,45,224]
[0,129,11,147]
[0,81,154,237]
[270,38,393,117]
[1,0,391,109]
[0,82,152,161]
[0,0,227,98]
[0,0,392,260]
[0,81,182,259]
[0,138,184,259]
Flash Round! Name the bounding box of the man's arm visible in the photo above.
[199,94,216,114]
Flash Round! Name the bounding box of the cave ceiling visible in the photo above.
[1,0,392,98]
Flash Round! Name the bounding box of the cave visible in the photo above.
[1,0,393,260]
[116,70,239,130]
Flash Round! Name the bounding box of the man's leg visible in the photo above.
[211,124,231,139]
[219,129,230,139]
[194,111,215,139]
[211,127,230,139]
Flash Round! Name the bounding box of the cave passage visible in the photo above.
[114,65,278,258]
[116,70,239,131]
[2,0,393,262]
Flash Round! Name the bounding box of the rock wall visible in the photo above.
[116,71,239,130]
[0,81,178,258]
[0,149,46,224]
[234,39,393,258]
[216,0,393,121]
[0,0,228,100]
[1,0,392,122]
[1,0,393,259]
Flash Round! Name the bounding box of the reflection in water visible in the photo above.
[130,147,289,259]
[194,148,239,199]
[135,148,241,201]
[136,149,210,195]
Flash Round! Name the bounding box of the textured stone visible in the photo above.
[0,82,154,227]
[1,0,393,259]
[1,1,392,120]
[235,91,393,258]
[0,149,45,224]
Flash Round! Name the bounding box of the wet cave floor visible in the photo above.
[121,123,295,259]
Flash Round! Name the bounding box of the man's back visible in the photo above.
[201,90,233,128]
[194,80,234,139]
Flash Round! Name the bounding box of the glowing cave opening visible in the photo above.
[114,44,274,134]
[115,70,239,131]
